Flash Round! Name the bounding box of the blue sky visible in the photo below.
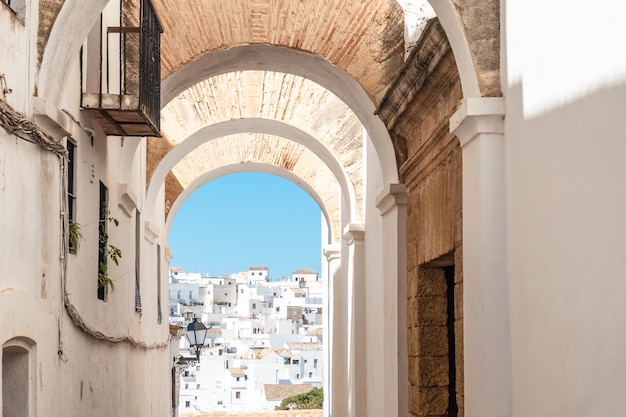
[168,172,322,280]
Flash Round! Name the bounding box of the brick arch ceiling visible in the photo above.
[155,71,362,222]
[153,0,405,105]
[39,0,500,105]
[165,144,339,244]
[148,116,358,231]
[38,0,403,104]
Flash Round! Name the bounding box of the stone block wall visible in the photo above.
[377,19,463,417]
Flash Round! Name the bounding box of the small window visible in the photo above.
[196,384,200,389]
[66,140,77,222]
[314,359,318,368]
[309,372,313,378]
[97,182,108,301]
[185,401,190,407]
[134,210,142,312]
[293,359,299,365]
[235,391,241,399]
[184,384,188,389]
[296,373,300,379]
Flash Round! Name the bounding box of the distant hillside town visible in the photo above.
[169,266,324,412]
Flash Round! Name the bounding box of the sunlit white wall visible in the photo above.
[503,1,626,416]
[505,0,626,118]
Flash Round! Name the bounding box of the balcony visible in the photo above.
[81,0,162,137]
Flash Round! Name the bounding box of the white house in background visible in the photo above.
[173,266,324,411]
[284,342,323,386]
[227,368,249,407]
[292,268,319,283]
[248,266,269,282]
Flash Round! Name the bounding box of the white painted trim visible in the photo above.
[376,183,408,215]
[428,0,482,97]
[450,97,505,147]
[117,183,137,218]
[144,221,159,243]
[343,223,365,244]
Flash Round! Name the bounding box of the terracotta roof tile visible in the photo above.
[264,384,314,400]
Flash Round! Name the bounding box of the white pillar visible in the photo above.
[376,184,408,417]
[343,223,365,417]
[324,243,341,417]
[450,97,511,417]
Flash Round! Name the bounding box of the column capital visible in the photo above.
[144,221,159,244]
[450,97,505,148]
[343,223,365,245]
[323,243,341,262]
[164,247,174,263]
[376,183,407,215]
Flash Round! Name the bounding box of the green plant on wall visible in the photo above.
[68,221,83,253]
[98,204,122,297]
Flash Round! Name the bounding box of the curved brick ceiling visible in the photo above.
[152,0,405,105]
[158,70,364,228]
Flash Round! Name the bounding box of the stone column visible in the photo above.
[343,223,365,417]
[450,97,511,417]
[376,184,408,417]
[324,244,341,417]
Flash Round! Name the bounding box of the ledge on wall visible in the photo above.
[118,183,138,217]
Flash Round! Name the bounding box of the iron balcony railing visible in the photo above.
[81,0,162,137]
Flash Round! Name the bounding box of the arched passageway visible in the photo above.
[28,1,505,417]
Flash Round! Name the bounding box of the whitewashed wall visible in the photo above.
[503,1,626,416]
[0,2,172,416]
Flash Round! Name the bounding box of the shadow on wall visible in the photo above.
[505,80,626,417]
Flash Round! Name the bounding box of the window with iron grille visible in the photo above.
[135,210,142,312]
[67,140,78,253]
[97,182,108,301]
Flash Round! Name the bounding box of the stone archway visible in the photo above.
[33,1,505,416]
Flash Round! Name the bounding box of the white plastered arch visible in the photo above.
[145,118,357,225]
[160,45,400,185]
[164,162,335,244]
[426,0,481,97]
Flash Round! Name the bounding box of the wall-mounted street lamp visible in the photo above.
[174,317,208,370]
[186,317,208,360]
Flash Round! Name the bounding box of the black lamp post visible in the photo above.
[186,317,208,360]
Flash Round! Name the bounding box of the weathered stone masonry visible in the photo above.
[378,19,464,417]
